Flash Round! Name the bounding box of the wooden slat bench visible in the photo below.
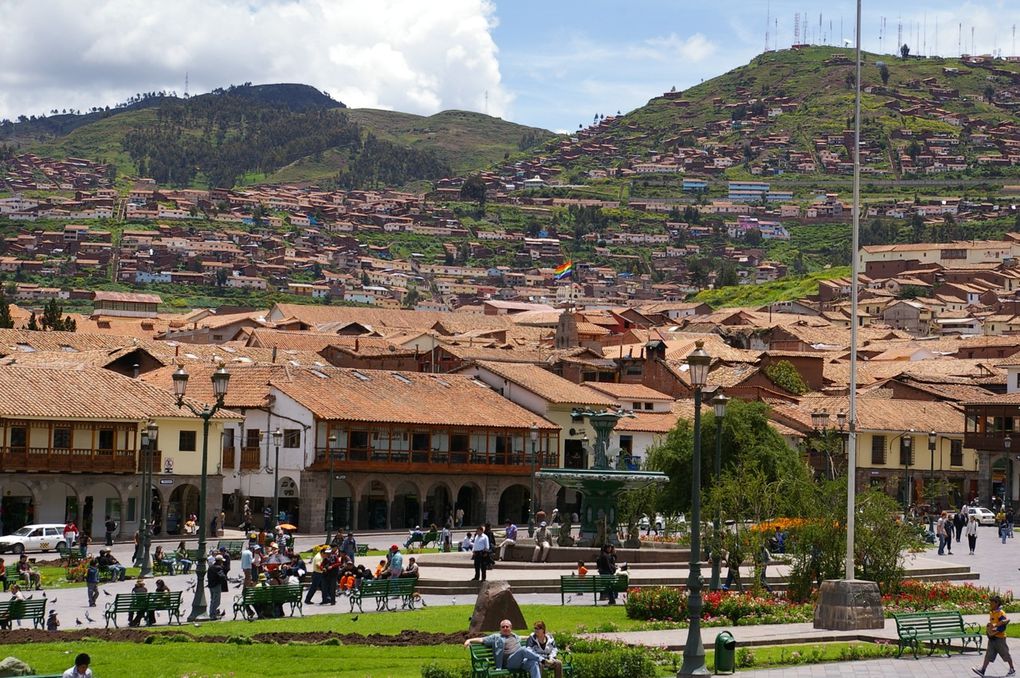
[349,577,418,613]
[559,574,627,605]
[0,598,47,629]
[893,610,983,658]
[232,584,304,620]
[355,544,369,557]
[104,591,183,628]
[468,643,574,678]
[216,540,244,559]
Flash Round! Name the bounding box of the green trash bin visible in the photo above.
[714,630,736,674]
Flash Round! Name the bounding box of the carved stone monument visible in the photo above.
[813,579,884,630]
[468,581,527,635]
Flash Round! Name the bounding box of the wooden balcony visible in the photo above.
[307,447,558,475]
[136,448,163,473]
[239,447,261,471]
[1,447,136,473]
[964,432,1014,452]
[221,446,235,469]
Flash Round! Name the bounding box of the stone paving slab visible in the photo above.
[737,646,1017,677]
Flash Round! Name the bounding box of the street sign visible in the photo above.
[164,458,174,474]
[159,479,174,485]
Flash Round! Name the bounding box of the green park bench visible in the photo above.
[356,544,369,557]
[893,610,983,658]
[468,644,574,678]
[104,591,183,628]
[407,533,439,552]
[0,598,47,629]
[216,540,244,559]
[349,577,418,613]
[4,564,27,589]
[232,584,304,620]
[56,543,80,570]
[559,574,627,605]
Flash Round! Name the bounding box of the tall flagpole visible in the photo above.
[846,0,862,581]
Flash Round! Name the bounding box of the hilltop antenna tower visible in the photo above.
[972,26,975,55]
[794,12,800,44]
[184,72,189,98]
[959,23,963,56]
[897,17,902,52]
[935,17,938,56]
[818,13,822,44]
[775,18,778,51]
[484,90,488,116]
[1013,24,1016,57]
[764,0,770,53]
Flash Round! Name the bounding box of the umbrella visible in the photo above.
[277,523,298,531]
[266,553,289,565]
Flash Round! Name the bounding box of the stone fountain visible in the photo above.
[536,409,668,547]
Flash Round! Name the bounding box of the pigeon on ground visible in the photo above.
[84,611,94,623]
[103,589,111,597]
[75,618,82,626]
[49,598,56,604]
[351,615,358,622]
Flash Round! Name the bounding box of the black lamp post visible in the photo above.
[709,391,728,592]
[528,423,539,538]
[679,340,711,678]
[1006,435,1013,506]
[325,432,338,545]
[900,431,914,515]
[139,419,157,577]
[928,430,937,507]
[811,409,830,479]
[172,364,231,622]
[271,427,283,534]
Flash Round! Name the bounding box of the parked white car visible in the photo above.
[967,507,997,526]
[0,524,67,554]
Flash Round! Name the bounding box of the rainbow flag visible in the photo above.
[553,261,573,280]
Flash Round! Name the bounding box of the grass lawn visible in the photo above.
[4,642,468,678]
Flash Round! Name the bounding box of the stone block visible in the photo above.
[468,580,527,635]
[813,578,884,630]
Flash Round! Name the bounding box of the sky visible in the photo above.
[1,1,1020,132]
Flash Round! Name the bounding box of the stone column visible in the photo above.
[978,451,995,506]
[298,470,325,535]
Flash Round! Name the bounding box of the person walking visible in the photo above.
[967,514,980,555]
[954,509,966,544]
[85,559,99,607]
[103,515,116,546]
[1001,513,1011,545]
[207,554,227,620]
[595,544,618,605]
[470,525,490,581]
[973,594,1016,676]
[304,547,325,604]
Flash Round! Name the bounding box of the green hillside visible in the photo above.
[695,267,851,308]
[554,46,1020,180]
[2,86,555,187]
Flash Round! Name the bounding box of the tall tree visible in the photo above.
[0,290,12,329]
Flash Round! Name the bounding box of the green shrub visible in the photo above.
[571,648,657,678]
[317,637,342,646]
[624,586,684,621]
[225,635,253,645]
[763,360,808,395]
[736,647,757,667]
[420,662,469,678]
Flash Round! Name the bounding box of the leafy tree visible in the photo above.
[900,44,910,59]
[460,175,487,208]
[879,63,890,85]
[763,360,808,395]
[792,250,808,276]
[0,290,12,329]
[40,298,76,331]
[715,260,739,287]
[26,312,38,331]
[984,84,996,104]
[646,400,810,515]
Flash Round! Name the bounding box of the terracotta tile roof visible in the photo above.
[140,364,318,409]
[92,291,163,304]
[270,368,558,429]
[582,383,673,401]
[468,361,617,406]
[269,304,518,332]
[771,396,962,434]
[961,392,1020,406]
[0,329,143,354]
[0,365,238,420]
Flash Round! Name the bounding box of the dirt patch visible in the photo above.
[0,628,469,645]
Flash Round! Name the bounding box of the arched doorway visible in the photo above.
[328,479,353,532]
[1,480,34,535]
[455,483,483,527]
[391,482,420,529]
[147,484,163,536]
[425,483,452,528]
[362,481,388,530]
[498,484,530,525]
[77,480,122,541]
[167,484,200,535]
[278,476,300,527]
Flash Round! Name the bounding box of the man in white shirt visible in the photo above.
[62,653,93,678]
[471,525,490,581]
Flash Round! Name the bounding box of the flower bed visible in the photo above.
[625,581,1017,627]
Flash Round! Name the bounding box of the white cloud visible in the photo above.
[0,0,512,120]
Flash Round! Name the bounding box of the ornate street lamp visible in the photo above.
[173,364,230,621]
[709,391,728,592]
[679,340,711,677]
[928,430,937,506]
[271,427,283,534]
[325,432,338,545]
[138,419,157,576]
